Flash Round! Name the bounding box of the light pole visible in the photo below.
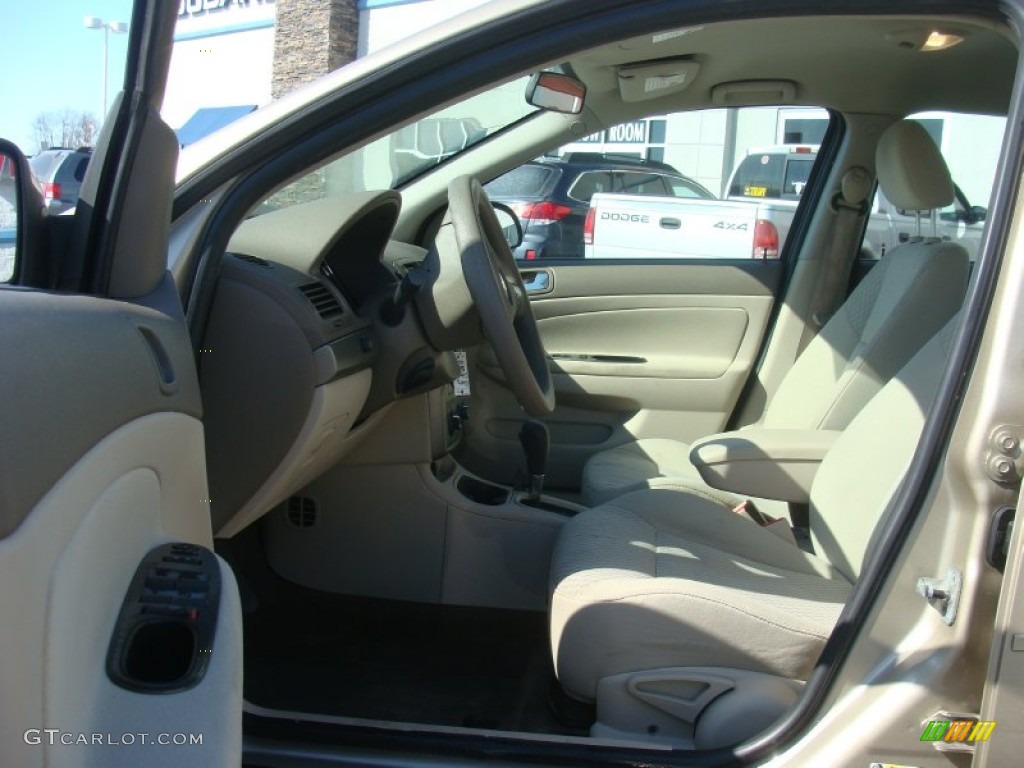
[83,16,129,117]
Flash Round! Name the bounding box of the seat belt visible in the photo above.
[798,166,873,353]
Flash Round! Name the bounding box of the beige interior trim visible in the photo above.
[265,458,577,610]
[0,413,241,768]
[690,428,840,503]
[215,369,372,538]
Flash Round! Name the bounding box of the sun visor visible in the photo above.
[617,58,700,102]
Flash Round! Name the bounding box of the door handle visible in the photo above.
[522,270,552,294]
[660,217,681,229]
[898,232,910,243]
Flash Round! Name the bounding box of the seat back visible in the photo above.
[808,317,957,580]
[763,120,968,432]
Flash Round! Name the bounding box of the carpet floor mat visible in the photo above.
[243,586,583,735]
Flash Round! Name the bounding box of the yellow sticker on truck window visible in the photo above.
[744,185,767,197]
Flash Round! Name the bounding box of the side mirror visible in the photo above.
[0,139,45,285]
[525,72,586,115]
[969,205,987,224]
[492,202,523,249]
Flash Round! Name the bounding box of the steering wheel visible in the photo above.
[447,175,554,416]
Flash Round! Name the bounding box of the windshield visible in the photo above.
[259,77,537,214]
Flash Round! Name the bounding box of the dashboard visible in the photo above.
[200,191,461,537]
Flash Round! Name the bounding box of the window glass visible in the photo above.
[73,157,90,183]
[668,178,712,199]
[728,153,785,199]
[258,77,537,213]
[484,165,555,197]
[568,171,614,203]
[28,153,62,181]
[782,158,814,199]
[495,106,834,261]
[615,172,669,196]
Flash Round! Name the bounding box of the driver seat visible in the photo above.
[580,120,969,507]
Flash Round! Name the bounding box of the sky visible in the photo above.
[0,0,134,153]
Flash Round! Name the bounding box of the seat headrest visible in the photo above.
[876,120,955,212]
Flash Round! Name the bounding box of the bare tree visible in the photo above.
[31,110,99,152]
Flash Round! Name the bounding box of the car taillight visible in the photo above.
[753,219,779,259]
[511,201,573,224]
[583,207,596,245]
[42,182,61,201]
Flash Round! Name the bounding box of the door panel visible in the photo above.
[0,284,241,768]
[456,261,781,490]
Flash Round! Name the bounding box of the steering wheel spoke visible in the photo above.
[446,176,555,416]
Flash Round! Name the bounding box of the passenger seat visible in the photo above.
[580,120,970,507]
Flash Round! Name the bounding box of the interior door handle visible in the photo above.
[522,270,551,294]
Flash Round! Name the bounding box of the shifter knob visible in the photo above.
[519,419,549,501]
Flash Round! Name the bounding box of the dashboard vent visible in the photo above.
[286,496,318,528]
[299,282,344,319]
[234,253,270,267]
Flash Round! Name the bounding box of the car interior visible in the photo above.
[181,11,1019,754]
[6,7,1018,767]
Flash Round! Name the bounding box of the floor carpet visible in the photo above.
[242,582,583,735]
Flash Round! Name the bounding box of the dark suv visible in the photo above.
[29,147,92,215]
[485,153,714,260]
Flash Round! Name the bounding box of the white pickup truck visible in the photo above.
[584,144,987,260]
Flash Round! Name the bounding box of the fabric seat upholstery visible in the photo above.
[551,317,956,700]
[581,120,969,507]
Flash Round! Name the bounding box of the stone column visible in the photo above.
[272,0,360,99]
[269,0,361,204]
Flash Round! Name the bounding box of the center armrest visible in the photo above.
[689,428,841,504]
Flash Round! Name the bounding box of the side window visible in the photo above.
[782,158,814,199]
[614,172,670,196]
[73,158,90,183]
[667,176,713,199]
[500,106,835,261]
[568,171,613,203]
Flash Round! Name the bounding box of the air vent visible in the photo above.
[286,496,318,528]
[298,282,344,319]
[234,253,270,267]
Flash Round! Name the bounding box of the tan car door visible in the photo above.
[0,4,241,767]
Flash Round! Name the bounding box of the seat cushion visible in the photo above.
[549,488,852,700]
[581,438,744,507]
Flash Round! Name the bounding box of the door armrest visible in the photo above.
[689,428,840,503]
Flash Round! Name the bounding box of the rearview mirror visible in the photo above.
[525,72,586,115]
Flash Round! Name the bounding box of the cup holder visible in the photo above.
[457,475,511,506]
[123,621,197,685]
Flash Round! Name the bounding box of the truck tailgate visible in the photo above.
[586,194,762,260]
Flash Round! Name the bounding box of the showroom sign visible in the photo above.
[178,0,275,19]
[577,120,648,145]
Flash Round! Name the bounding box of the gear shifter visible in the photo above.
[519,419,549,503]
